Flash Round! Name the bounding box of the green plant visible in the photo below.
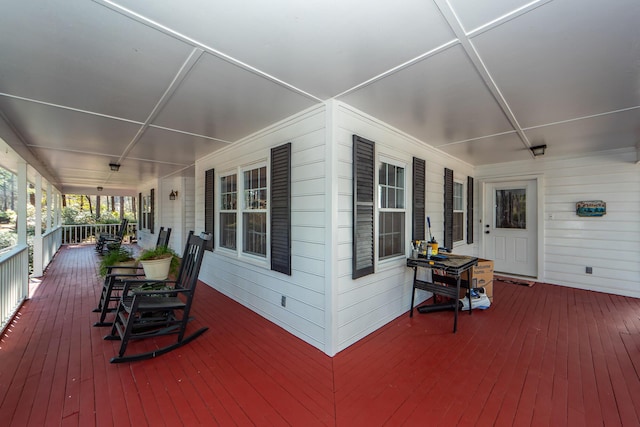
[137,245,180,277]
[99,247,135,277]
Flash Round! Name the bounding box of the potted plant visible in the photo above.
[99,247,137,278]
[137,245,180,280]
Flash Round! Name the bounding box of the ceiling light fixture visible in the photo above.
[169,190,178,201]
[97,186,103,191]
[109,162,121,171]
[530,144,547,157]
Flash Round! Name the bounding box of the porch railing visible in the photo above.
[61,223,137,245]
[0,244,29,335]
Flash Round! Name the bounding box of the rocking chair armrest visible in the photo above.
[105,265,142,273]
[121,279,178,294]
[130,287,189,297]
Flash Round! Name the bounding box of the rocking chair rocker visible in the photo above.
[93,227,171,327]
[104,231,210,363]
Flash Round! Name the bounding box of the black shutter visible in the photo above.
[444,168,453,251]
[138,192,142,229]
[467,176,474,244]
[150,188,155,234]
[352,135,375,279]
[412,157,426,241]
[270,143,291,275]
[205,168,215,251]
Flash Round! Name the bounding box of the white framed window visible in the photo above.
[453,181,464,243]
[378,160,405,260]
[242,165,268,257]
[141,194,151,230]
[219,173,237,250]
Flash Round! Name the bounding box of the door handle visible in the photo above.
[485,230,490,234]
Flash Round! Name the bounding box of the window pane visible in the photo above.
[243,212,266,256]
[379,211,405,259]
[244,166,267,210]
[454,182,464,211]
[220,212,237,249]
[495,189,526,229]
[379,163,387,186]
[388,164,396,186]
[453,212,463,242]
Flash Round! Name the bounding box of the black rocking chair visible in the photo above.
[104,231,210,363]
[93,227,171,327]
[95,218,129,253]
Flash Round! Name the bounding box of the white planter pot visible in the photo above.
[140,257,172,280]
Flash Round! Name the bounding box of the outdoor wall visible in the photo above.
[475,148,640,298]
[195,105,330,352]
[159,173,195,251]
[333,102,477,353]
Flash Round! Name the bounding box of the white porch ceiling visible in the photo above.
[1,0,639,195]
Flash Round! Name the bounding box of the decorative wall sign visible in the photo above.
[576,200,606,217]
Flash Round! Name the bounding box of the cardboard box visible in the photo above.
[462,258,494,301]
[472,258,494,301]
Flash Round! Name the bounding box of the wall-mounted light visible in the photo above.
[530,144,547,157]
[97,186,103,191]
[169,190,178,201]
[109,162,121,171]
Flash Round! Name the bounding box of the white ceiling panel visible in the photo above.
[438,132,530,165]
[0,98,140,154]
[29,149,117,183]
[448,0,543,32]
[338,45,514,146]
[114,0,455,99]
[130,127,231,165]
[1,0,639,195]
[153,53,317,141]
[471,0,640,128]
[0,0,193,121]
[523,108,640,157]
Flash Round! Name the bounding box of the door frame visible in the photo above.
[478,174,544,280]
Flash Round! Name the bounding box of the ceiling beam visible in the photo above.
[433,0,552,159]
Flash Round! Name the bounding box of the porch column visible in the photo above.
[46,181,52,232]
[16,161,29,298]
[16,161,27,246]
[33,174,43,277]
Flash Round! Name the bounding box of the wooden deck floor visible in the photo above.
[1,245,640,426]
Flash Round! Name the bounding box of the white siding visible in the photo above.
[475,148,640,297]
[195,105,329,351]
[334,102,477,352]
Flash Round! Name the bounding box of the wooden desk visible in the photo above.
[407,254,478,333]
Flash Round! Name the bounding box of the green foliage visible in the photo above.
[0,210,13,223]
[0,230,17,251]
[98,247,136,277]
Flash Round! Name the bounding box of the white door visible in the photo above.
[484,180,537,277]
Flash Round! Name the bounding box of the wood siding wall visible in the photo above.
[195,106,329,351]
[475,148,640,298]
[334,102,476,352]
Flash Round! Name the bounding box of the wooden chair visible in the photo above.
[93,227,171,327]
[104,231,210,363]
[95,218,129,253]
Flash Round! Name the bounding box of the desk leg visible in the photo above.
[409,267,417,317]
[453,276,460,333]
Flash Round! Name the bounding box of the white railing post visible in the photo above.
[33,174,43,277]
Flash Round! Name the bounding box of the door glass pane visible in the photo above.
[495,189,526,229]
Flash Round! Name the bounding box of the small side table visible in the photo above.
[407,254,478,333]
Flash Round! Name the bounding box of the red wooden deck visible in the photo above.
[2,244,640,426]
